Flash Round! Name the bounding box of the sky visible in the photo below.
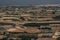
[0,0,60,6]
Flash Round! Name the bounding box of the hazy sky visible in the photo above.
[0,0,60,5]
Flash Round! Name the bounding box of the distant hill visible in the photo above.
[0,0,60,6]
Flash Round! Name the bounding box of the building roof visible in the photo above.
[7,28,24,32]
